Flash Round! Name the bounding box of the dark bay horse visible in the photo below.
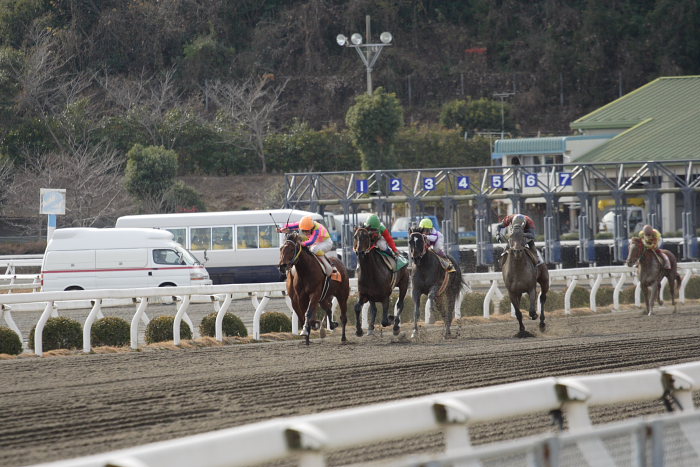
[353,227,410,337]
[501,224,549,336]
[626,237,681,315]
[278,232,350,345]
[408,229,465,338]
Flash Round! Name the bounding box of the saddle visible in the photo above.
[376,248,409,272]
[312,255,342,282]
[429,250,456,273]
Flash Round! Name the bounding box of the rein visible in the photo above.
[409,232,428,260]
[353,227,378,254]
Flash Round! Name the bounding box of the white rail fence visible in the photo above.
[2,263,700,356]
[31,360,700,467]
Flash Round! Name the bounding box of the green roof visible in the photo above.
[572,76,700,163]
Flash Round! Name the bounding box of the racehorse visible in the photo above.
[353,226,410,337]
[278,232,350,345]
[408,228,465,338]
[500,223,549,336]
[626,236,681,315]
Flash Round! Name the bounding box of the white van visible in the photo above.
[41,228,211,291]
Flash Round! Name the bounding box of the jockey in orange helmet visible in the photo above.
[639,224,671,269]
[279,215,335,276]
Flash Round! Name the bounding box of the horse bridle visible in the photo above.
[279,237,302,272]
[409,231,428,262]
[626,237,642,267]
[507,226,527,254]
[353,227,378,255]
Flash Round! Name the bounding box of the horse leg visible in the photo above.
[444,293,456,339]
[380,297,391,327]
[338,299,348,342]
[304,293,321,345]
[411,287,422,339]
[319,297,338,331]
[354,295,367,337]
[428,285,449,337]
[528,287,538,321]
[368,302,378,336]
[393,285,406,336]
[538,273,548,331]
[510,292,526,335]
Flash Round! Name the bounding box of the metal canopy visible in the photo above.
[284,160,700,268]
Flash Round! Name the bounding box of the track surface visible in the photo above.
[2,303,700,466]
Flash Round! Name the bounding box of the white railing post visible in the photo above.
[659,276,668,304]
[83,299,102,353]
[679,268,692,303]
[483,280,500,318]
[130,297,149,350]
[285,423,327,467]
[564,276,577,315]
[590,273,602,312]
[285,295,299,335]
[173,295,192,345]
[34,301,55,356]
[252,293,271,340]
[215,294,233,341]
[612,272,626,312]
[433,398,473,460]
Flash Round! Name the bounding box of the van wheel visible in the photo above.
[159,283,176,288]
[158,283,176,304]
[64,286,83,291]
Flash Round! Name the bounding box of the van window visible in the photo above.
[237,225,258,249]
[166,228,187,246]
[212,227,233,250]
[190,227,211,250]
[153,249,183,265]
[259,225,279,248]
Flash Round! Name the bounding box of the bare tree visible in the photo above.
[100,66,195,149]
[207,75,288,173]
[5,144,130,231]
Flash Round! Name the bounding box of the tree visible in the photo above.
[208,75,288,173]
[124,144,178,213]
[345,87,403,171]
[439,98,513,135]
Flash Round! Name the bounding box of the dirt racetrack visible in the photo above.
[2,303,700,467]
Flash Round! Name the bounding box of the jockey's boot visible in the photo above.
[438,251,456,272]
[528,243,543,266]
[318,254,333,276]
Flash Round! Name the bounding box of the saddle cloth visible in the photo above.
[313,255,342,282]
[376,249,409,272]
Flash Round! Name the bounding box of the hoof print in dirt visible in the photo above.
[515,330,536,338]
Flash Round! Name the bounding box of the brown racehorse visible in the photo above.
[501,223,549,336]
[353,226,410,337]
[626,236,681,315]
[278,232,350,345]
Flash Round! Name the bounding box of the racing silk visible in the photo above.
[499,214,536,233]
[639,228,662,250]
[284,221,330,247]
[425,228,443,248]
[380,228,399,252]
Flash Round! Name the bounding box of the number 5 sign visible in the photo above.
[40,188,66,215]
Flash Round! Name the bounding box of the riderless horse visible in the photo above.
[500,222,549,336]
[408,228,465,338]
[626,236,681,315]
[353,226,410,337]
[278,232,350,345]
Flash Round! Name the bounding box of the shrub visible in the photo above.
[91,316,131,347]
[199,312,248,337]
[0,326,23,355]
[620,286,636,304]
[259,312,292,333]
[28,317,82,351]
[569,287,591,308]
[684,277,700,299]
[596,286,614,306]
[145,315,192,344]
[462,292,488,317]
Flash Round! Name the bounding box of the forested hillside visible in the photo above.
[0,0,698,227]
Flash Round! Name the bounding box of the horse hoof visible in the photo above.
[330,321,339,330]
[356,328,363,337]
[311,321,321,331]
[381,320,390,327]
[341,336,347,342]
[529,312,538,320]
[368,329,374,336]
[393,327,400,336]
[539,322,546,331]
[410,330,417,339]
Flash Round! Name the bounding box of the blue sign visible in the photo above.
[356,179,368,193]
[390,178,402,192]
[423,177,436,191]
[491,174,504,189]
[524,173,538,187]
[40,188,66,215]
[559,172,573,186]
[457,176,471,190]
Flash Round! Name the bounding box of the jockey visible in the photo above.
[418,217,455,272]
[279,215,334,276]
[364,214,400,257]
[496,213,543,266]
[639,224,671,269]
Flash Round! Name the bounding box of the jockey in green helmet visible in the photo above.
[364,214,400,256]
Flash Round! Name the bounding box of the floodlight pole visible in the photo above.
[337,15,392,95]
[493,92,515,139]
